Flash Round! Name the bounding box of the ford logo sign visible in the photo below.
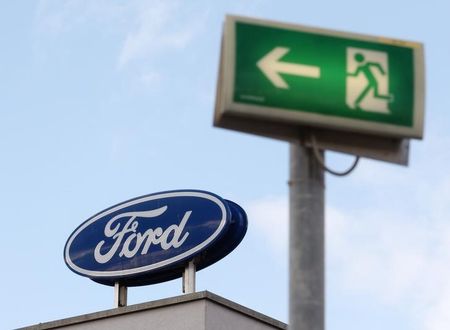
[64,190,247,286]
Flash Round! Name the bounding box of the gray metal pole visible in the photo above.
[289,142,325,330]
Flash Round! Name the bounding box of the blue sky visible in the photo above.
[1,1,449,329]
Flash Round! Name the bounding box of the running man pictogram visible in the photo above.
[346,47,393,114]
[349,53,393,109]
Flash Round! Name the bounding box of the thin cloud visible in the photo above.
[117,1,207,69]
[33,1,206,69]
[246,196,288,257]
[328,202,450,330]
[34,0,124,35]
[248,173,450,330]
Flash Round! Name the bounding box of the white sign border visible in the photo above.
[64,191,228,278]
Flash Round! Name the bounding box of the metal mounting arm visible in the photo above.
[114,282,128,308]
[182,260,196,294]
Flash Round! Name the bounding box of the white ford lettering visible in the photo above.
[64,190,234,286]
[94,206,191,264]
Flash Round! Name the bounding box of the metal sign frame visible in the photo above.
[214,15,425,165]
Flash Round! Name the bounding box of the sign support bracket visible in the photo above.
[182,260,196,294]
[114,282,128,308]
[289,142,324,330]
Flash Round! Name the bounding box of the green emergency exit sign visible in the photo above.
[215,15,424,139]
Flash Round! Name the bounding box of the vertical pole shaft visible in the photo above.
[114,282,127,308]
[182,261,196,294]
[289,142,325,330]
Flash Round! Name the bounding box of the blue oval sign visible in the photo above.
[64,190,247,286]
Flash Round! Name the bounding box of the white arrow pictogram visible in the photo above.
[257,47,321,89]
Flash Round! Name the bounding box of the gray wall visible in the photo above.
[19,291,286,330]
